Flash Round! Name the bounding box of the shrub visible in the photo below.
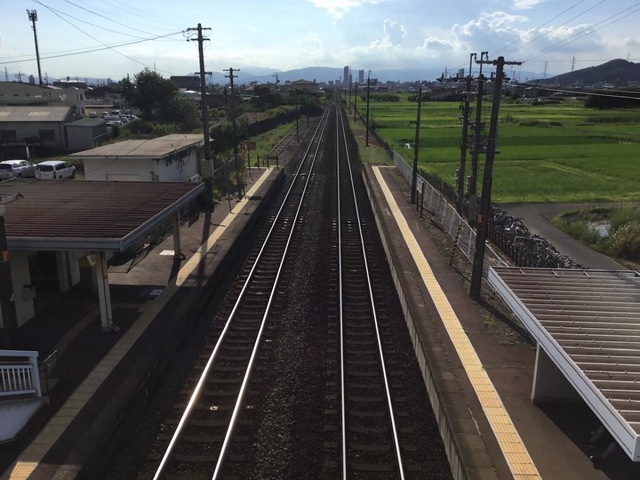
[607,221,640,261]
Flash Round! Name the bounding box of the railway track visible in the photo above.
[139,101,450,479]
[321,106,426,479]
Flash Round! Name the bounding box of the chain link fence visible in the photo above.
[392,151,507,272]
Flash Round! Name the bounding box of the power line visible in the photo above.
[0,32,182,66]
[55,0,181,41]
[496,0,590,56]
[503,0,606,59]
[523,2,640,63]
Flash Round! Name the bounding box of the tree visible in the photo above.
[120,69,177,120]
[160,96,200,132]
[251,85,282,110]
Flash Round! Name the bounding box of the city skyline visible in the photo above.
[1,0,638,83]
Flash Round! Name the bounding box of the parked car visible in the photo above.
[0,159,36,180]
[35,160,76,180]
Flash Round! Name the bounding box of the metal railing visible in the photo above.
[0,350,42,398]
[392,151,506,271]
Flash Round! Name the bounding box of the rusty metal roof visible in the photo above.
[0,178,204,251]
[489,266,640,461]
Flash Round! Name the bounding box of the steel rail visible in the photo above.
[152,107,331,480]
[211,109,329,479]
[336,105,406,479]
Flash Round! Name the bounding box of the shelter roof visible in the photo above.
[0,178,204,251]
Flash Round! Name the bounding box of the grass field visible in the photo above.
[363,95,640,203]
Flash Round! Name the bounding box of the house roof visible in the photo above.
[0,106,72,123]
[70,134,203,160]
[0,179,204,251]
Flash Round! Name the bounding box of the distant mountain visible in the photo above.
[539,59,640,86]
[234,66,443,85]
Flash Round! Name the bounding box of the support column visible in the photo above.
[531,345,580,403]
[95,251,115,332]
[172,212,182,259]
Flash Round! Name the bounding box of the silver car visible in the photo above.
[0,159,36,180]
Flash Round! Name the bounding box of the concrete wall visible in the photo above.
[67,124,108,152]
[83,155,198,182]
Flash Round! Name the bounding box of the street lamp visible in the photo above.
[365,70,371,146]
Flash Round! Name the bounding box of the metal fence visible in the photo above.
[392,151,506,271]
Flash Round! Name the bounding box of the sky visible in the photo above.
[1,0,639,83]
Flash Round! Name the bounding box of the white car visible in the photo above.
[35,160,76,180]
[0,159,36,180]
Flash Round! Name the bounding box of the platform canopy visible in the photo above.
[0,179,204,251]
[489,266,640,462]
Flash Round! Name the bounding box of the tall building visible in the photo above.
[343,66,349,86]
[358,69,365,85]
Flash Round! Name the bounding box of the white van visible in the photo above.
[35,160,76,180]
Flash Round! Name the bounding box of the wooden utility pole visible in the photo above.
[186,23,211,177]
[224,67,239,155]
[457,53,476,215]
[470,55,522,300]
[410,87,423,204]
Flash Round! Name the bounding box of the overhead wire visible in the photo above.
[0,32,183,66]
[495,0,590,56]
[523,2,640,63]
[31,0,181,75]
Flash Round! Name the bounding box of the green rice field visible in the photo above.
[365,95,640,203]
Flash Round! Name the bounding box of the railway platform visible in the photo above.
[363,164,640,480]
[0,165,284,479]
[1,159,636,479]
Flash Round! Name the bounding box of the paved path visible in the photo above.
[502,203,626,270]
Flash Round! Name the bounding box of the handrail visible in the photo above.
[0,349,42,398]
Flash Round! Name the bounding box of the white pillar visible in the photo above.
[95,251,114,332]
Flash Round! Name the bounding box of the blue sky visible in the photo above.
[1,0,639,82]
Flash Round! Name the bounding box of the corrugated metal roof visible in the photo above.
[0,106,72,123]
[489,266,640,461]
[0,179,204,251]
[69,134,203,159]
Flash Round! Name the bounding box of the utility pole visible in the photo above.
[353,83,358,123]
[365,70,372,146]
[410,87,423,204]
[27,10,43,86]
[469,51,488,226]
[224,67,239,155]
[186,23,211,178]
[457,53,476,215]
[469,55,522,300]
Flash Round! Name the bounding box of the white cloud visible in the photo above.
[512,0,544,10]
[306,0,387,19]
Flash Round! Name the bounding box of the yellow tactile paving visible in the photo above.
[371,166,541,480]
[1,168,275,480]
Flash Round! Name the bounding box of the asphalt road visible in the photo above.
[502,203,626,270]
